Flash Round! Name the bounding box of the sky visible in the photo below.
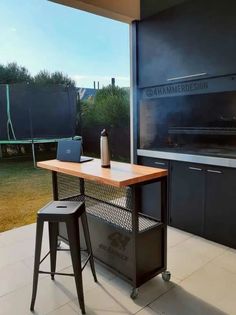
[0,0,130,88]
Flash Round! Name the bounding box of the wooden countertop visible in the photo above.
[37,159,168,187]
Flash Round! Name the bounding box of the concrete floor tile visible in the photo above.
[211,249,236,275]
[0,276,71,315]
[0,223,42,246]
[0,237,49,269]
[180,262,236,315]
[149,285,228,315]
[108,274,179,310]
[0,238,5,248]
[69,282,135,315]
[1,223,51,254]
[0,239,35,268]
[167,226,192,248]
[136,306,161,315]
[46,303,77,315]
[0,261,33,297]
[167,235,227,280]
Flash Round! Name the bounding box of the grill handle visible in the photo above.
[188,166,202,171]
[167,72,207,81]
[207,169,222,174]
[154,161,166,166]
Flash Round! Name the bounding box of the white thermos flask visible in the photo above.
[100,129,110,168]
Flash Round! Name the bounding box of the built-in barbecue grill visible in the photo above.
[139,82,236,158]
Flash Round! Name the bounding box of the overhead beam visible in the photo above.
[50,0,140,23]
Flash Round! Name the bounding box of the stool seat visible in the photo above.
[38,201,84,219]
[30,200,97,314]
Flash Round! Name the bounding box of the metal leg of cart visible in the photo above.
[52,172,58,201]
[130,184,140,299]
[161,176,171,282]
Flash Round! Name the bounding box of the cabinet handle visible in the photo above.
[188,166,202,171]
[167,72,207,81]
[207,169,222,174]
[154,161,166,166]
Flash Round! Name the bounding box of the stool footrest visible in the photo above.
[39,270,74,277]
[57,248,88,252]
[40,251,50,265]
[39,250,91,274]
[57,248,70,252]
[82,254,92,271]
[40,248,88,266]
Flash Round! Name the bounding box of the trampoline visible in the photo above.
[0,83,79,166]
[0,137,81,167]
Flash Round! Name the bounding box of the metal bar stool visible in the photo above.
[30,200,97,314]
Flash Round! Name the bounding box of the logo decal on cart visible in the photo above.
[108,232,130,251]
[99,232,130,261]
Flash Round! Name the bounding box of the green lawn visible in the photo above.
[0,154,127,233]
[0,159,52,232]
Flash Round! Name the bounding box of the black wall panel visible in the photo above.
[140,0,187,19]
[138,0,236,88]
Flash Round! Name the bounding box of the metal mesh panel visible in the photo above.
[84,180,132,210]
[85,197,159,232]
[63,195,159,232]
[57,173,132,209]
[57,173,81,200]
[57,173,159,233]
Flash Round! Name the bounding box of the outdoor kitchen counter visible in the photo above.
[37,159,170,297]
[37,158,167,187]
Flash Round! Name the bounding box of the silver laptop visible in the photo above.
[57,139,93,163]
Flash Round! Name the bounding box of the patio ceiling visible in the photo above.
[50,0,140,23]
[50,0,188,23]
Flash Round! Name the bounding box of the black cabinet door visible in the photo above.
[170,161,205,236]
[205,167,236,248]
[138,0,236,88]
[138,156,169,220]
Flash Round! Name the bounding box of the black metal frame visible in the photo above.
[52,171,168,291]
[130,20,139,164]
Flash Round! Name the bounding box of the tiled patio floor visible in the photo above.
[0,223,235,314]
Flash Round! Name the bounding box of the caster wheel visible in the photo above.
[57,241,62,249]
[162,271,171,282]
[130,288,139,300]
